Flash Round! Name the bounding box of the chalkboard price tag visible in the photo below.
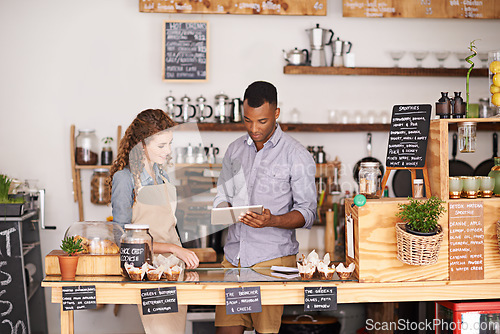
[62,286,97,311]
[386,104,431,169]
[225,287,262,315]
[141,287,178,315]
[304,287,337,312]
[163,20,208,81]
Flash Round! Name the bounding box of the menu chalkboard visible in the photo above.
[141,287,178,315]
[449,201,484,281]
[386,105,431,169]
[304,287,337,312]
[62,286,97,311]
[163,21,208,82]
[225,287,262,315]
[0,222,29,334]
[343,0,500,19]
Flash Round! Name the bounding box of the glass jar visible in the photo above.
[101,137,114,165]
[90,169,110,205]
[358,162,381,199]
[120,224,153,277]
[488,50,500,114]
[458,122,477,153]
[413,179,424,199]
[75,129,98,165]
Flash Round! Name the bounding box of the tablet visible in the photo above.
[211,205,263,225]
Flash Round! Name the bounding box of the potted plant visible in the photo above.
[58,236,84,280]
[0,174,25,216]
[396,196,446,236]
[395,196,446,266]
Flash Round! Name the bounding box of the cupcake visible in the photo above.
[166,265,182,281]
[147,265,164,281]
[336,263,355,280]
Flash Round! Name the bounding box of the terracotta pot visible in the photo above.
[58,255,79,280]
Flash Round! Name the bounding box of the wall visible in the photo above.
[0,0,499,333]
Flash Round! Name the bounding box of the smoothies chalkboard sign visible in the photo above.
[386,105,431,169]
[163,21,208,82]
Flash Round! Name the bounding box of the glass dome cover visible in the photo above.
[64,221,124,255]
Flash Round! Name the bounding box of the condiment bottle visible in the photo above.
[413,179,424,199]
[452,92,466,118]
[435,92,451,119]
[358,161,381,199]
[120,224,153,277]
[75,129,99,165]
[316,146,326,164]
[90,169,111,205]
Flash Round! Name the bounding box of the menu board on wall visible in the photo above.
[448,201,484,281]
[343,0,500,19]
[386,104,431,169]
[141,0,326,16]
[163,21,208,82]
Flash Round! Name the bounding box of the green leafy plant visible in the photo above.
[0,174,11,202]
[60,236,84,256]
[102,137,114,145]
[396,196,446,233]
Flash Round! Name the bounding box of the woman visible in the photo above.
[110,109,199,334]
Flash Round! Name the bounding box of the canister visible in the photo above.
[120,224,153,277]
[358,161,381,199]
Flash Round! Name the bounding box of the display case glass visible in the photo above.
[64,221,123,255]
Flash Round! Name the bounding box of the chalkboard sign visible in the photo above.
[62,286,97,311]
[225,287,262,315]
[386,104,431,169]
[120,243,147,270]
[304,287,337,312]
[0,222,29,334]
[163,21,208,82]
[448,201,484,281]
[141,287,178,315]
[343,0,500,19]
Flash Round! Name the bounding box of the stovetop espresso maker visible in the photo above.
[305,23,334,67]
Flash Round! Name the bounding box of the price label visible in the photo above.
[62,286,97,311]
[304,287,337,311]
[141,287,178,315]
[225,287,262,315]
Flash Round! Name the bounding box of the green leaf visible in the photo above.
[60,236,84,256]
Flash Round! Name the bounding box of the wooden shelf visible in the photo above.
[283,65,489,77]
[196,122,391,132]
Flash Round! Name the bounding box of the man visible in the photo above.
[213,81,317,334]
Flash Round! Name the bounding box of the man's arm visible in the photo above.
[239,209,305,229]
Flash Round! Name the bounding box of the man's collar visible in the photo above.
[245,123,282,148]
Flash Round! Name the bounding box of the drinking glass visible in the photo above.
[412,51,428,68]
[434,51,450,68]
[449,177,463,199]
[478,176,495,197]
[389,51,405,67]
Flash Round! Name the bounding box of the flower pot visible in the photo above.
[396,223,444,266]
[405,223,439,236]
[58,255,79,280]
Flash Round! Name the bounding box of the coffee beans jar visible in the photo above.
[75,129,99,165]
[120,225,153,277]
[90,169,111,204]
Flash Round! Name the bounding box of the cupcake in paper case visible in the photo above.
[124,263,147,281]
[165,265,183,281]
[336,263,355,280]
[317,262,336,280]
[297,262,316,280]
[147,265,165,281]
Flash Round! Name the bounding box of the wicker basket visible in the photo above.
[496,221,500,253]
[396,223,444,266]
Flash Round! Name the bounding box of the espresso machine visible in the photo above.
[330,37,353,67]
[306,23,334,67]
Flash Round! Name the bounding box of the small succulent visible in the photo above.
[60,236,84,256]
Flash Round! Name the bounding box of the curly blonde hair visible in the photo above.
[108,109,176,190]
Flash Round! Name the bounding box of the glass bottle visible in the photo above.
[488,157,500,197]
[316,146,326,164]
[90,169,111,205]
[435,92,451,119]
[120,224,153,277]
[452,92,466,118]
[358,162,381,199]
[458,121,477,153]
[75,129,99,165]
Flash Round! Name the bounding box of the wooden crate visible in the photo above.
[344,198,500,282]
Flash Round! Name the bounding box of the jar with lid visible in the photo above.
[358,162,381,199]
[458,121,477,153]
[90,169,111,205]
[75,129,99,165]
[413,179,424,199]
[120,224,153,277]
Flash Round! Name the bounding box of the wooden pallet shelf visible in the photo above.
[195,122,391,132]
[283,65,489,77]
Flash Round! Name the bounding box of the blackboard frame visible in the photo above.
[162,20,209,82]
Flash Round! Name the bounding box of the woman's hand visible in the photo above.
[171,245,200,269]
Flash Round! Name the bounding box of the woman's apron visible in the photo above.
[132,176,187,334]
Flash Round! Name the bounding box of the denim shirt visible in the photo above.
[214,124,317,267]
[111,164,167,229]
